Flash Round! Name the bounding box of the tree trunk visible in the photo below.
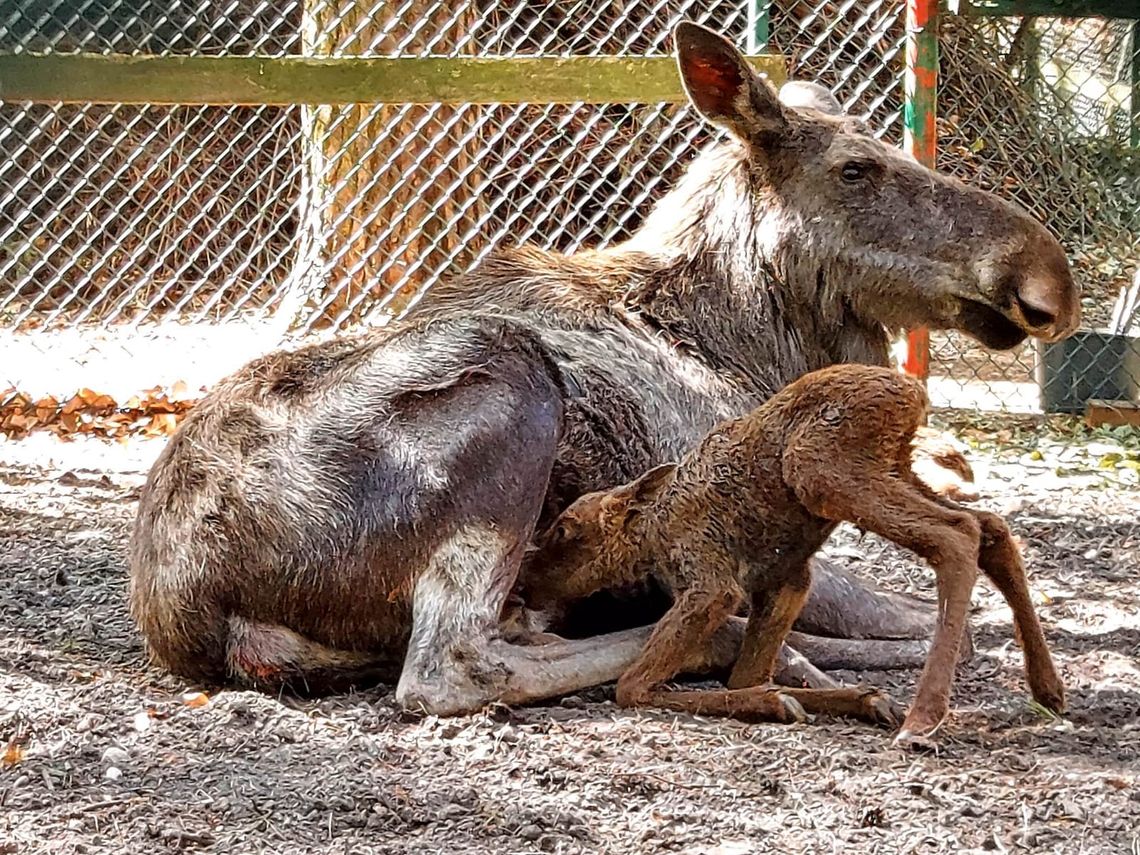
[290,1,481,330]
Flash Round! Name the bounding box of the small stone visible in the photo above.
[75,714,99,733]
[67,819,84,832]
[1055,799,1086,822]
[496,725,521,744]
[132,711,152,732]
[1083,548,1098,560]
[101,746,129,765]
[519,824,543,841]
[440,803,467,820]
[999,497,1028,515]
[104,766,122,781]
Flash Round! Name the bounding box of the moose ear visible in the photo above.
[778,80,843,116]
[674,21,787,142]
[628,462,678,504]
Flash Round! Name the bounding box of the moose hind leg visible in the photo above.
[788,463,980,742]
[837,480,981,744]
[393,353,664,716]
[226,617,402,693]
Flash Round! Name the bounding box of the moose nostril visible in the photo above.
[1016,293,1057,330]
[1015,280,1061,330]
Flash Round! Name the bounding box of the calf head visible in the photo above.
[672,21,1080,350]
[523,463,678,606]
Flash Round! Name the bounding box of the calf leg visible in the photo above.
[907,484,1065,713]
[973,511,1065,713]
[616,584,802,723]
[846,482,980,745]
[790,470,981,743]
[728,575,812,688]
[726,574,900,727]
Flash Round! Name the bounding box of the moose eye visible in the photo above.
[840,161,869,183]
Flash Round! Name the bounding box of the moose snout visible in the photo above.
[987,231,1082,343]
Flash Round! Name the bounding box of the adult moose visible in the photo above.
[129,21,1079,717]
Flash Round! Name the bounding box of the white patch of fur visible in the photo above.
[396,523,513,709]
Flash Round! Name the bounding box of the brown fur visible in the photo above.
[128,22,1080,715]
[522,364,1065,745]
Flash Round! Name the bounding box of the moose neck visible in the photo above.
[617,141,890,399]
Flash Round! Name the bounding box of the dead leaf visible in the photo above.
[181,691,209,708]
[2,740,26,766]
[1,384,200,441]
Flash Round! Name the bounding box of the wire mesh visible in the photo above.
[0,1,1136,647]
[0,1,1137,417]
[930,14,1139,417]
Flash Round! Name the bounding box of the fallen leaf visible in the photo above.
[2,740,25,766]
[181,691,209,708]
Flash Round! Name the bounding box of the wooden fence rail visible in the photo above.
[0,54,786,106]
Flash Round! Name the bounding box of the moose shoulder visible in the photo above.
[128,21,1079,715]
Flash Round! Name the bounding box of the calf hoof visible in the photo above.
[892,728,941,753]
[862,690,905,728]
[1031,680,1066,716]
[776,693,808,724]
[893,705,948,751]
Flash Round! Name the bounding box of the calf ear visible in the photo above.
[628,462,678,504]
[603,462,678,527]
[674,20,787,143]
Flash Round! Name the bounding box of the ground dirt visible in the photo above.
[1,419,1138,855]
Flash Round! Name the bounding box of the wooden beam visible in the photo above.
[1085,399,1140,428]
[0,53,786,106]
[950,0,1140,19]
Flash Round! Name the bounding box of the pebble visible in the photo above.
[75,714,99,733]
[998,497,1028,515]
[101,746,129,765]
[104,766,122,781]
[132,710,152,732]
[518,824,543,841]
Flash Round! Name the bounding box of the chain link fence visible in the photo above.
[0,1,1137,417]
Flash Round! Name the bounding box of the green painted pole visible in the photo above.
[748,0,771,52]
[902,0,939,381]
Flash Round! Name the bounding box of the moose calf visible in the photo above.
[521,364,1066,747]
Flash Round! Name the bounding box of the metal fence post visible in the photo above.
[1130,20,1138,148]
[902,0,938,380]
[747,0,770,53]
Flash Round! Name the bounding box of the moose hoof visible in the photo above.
[1031,682,1067,716]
